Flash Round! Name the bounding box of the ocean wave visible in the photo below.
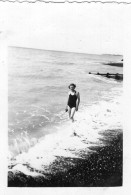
[88,74,121,84]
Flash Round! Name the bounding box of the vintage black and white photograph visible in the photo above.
[6,2,124,187]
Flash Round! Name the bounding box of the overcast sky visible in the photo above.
[2,3,124,54]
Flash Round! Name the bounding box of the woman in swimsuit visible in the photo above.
[65,83,80,122]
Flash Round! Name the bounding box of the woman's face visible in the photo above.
[70,85,75,90]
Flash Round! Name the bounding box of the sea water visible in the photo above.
[8,47,123,177]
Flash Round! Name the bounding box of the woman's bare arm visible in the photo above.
[76,92,80,111]
[65,92,69,111]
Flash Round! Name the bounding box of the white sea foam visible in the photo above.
[89,74,120,84]
[11,164,44,177]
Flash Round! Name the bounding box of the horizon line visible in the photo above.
[8,45,123,56]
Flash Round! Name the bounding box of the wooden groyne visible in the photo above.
[89,72,123,80]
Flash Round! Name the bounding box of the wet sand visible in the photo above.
[8,129,122,187]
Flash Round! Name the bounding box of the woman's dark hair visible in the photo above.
[68,83,76,89]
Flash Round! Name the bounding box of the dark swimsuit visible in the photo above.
[68,91,78,108]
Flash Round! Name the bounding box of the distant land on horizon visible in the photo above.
[9,46,123,57]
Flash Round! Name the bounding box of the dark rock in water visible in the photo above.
[103,62,123,67]
[73,132,77,136]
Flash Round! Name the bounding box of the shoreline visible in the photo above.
[8,129,122,187]
[8,88,123,187]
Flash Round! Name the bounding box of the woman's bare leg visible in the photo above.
[68,106,71,119]
[70,107,76,122]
